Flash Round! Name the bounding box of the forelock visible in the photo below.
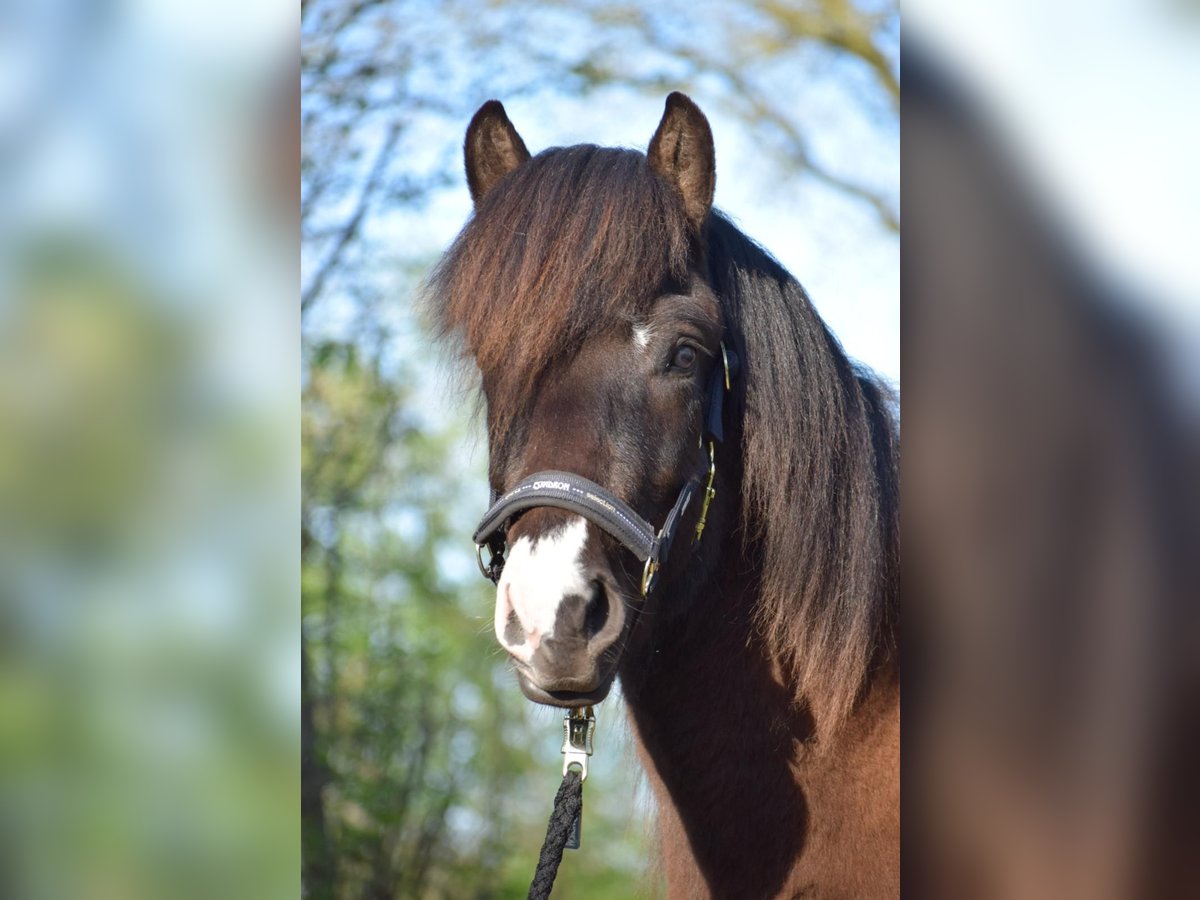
[428,144,694,438]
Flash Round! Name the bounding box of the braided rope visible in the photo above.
[527,770,583,900]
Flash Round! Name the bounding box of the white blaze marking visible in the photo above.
[633,325,652,350]
[495,516,589,661]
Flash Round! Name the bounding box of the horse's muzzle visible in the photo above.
[504,589,624,708]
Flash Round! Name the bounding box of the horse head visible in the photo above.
[434,94,735,707]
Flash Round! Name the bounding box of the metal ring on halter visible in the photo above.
[476,543,502,582]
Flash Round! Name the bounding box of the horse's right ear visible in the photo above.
[464,100,531,205]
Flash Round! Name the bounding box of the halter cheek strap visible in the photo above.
[474,343,739,597]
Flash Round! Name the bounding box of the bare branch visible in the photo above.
[759,0,899,108]
[301,120,402,317]
[627,28,899,232]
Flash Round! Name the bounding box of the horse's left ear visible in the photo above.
[648,92,715,230]
[464,100,532,205]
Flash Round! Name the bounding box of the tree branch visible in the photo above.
[301,631,336,899]
[653,38,900,232]
[759,0,899,109]
[301,120,402,317]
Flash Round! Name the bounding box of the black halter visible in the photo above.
[474,343,738,597]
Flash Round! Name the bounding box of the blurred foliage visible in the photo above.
[0,1,298,894]
[301,0,897,896]
[1,230,297,900]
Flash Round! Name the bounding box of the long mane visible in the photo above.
[710,214,899,730]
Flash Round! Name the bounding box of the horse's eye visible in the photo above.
[670,344,698,372]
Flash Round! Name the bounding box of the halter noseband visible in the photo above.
[473,342,738,597]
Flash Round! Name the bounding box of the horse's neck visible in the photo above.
[620,575,899,899]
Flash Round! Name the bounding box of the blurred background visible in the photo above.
[904,1,1200,897]
[300,1,897,897]
[1,1,298,899]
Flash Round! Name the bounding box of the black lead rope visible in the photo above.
[527,707,595,898]
[527,769,583,900]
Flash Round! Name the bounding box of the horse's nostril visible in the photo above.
[583,579,608,639]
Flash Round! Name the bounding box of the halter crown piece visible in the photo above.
[473,342,738,597]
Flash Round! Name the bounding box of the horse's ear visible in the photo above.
[647,92,715,230]
[464,100,531,205]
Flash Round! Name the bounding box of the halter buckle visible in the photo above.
[641,527,667,596]
[641,553,660,597]
[694,441,717,543]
